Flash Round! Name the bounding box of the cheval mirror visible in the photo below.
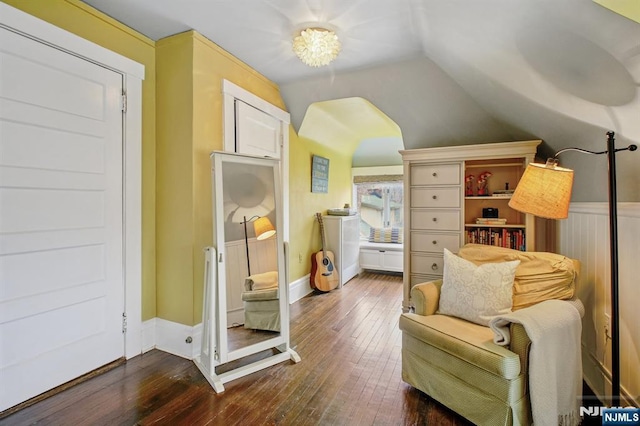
[195,152,300,393]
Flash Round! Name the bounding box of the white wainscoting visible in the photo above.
[224,238,278,325]
[559,202,639,405]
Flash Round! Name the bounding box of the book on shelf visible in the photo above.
[475,218,507,225]
[465,228,526,251]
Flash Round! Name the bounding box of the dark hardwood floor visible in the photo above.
[0,272,472,426]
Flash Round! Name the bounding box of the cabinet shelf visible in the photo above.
[465,196,512,200]
[465,162,523,169]
[401,140,546,312]
[465,223,525,229]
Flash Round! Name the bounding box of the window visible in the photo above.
[354,181,403,239]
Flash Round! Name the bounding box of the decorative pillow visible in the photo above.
[369,227,403,244]
[438,249,520,326]
[457,244,577,310]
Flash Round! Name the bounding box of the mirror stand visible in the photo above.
[194,247,300,393]
[194,152,300,393]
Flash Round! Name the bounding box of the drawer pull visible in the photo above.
[432,217,437,222]
[432,240,437,245]
[432,195,437,200]
[378,250,386,253]
[431,263,439,271]
[432,172,437,177]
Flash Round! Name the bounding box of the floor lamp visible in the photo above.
[508,131,637,404]
[241,215,276,276]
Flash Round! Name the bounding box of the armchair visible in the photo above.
[399,244,581,426]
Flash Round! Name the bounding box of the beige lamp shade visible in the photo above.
[508,160,574,219]
[254,216,276,240]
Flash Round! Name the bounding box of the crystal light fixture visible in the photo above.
[292,27,341,67]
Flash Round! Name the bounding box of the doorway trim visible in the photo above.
[222,80,290,243]
[1,2,145,359]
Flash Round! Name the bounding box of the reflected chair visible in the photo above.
[242,271,280,332]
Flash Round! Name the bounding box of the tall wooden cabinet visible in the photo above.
[400,140,545,311]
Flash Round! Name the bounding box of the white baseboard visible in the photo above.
[289,273,313,304]
[141,317,200,360]
[142,318,156,354]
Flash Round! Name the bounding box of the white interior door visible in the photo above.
[235,100,281,159]
[0,26,124,411]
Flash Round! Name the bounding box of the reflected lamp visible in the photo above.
[242,215,276,276]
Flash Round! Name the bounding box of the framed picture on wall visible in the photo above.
[311,155,329,193]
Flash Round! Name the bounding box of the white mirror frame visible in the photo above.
[194,152,300,393]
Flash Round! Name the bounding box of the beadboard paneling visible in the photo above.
[559,202,639,405]
[224,238,277,326]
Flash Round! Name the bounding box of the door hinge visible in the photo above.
[122,312,128,334]
[121,92,127,113]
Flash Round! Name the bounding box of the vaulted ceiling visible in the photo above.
[82,0,640,201]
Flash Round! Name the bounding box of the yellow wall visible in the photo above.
[3,0,159,320]
[288,132,354,281]
[156,31,288,325]
[593,0,640,23]
[155,33,195,326]
[191,32,286,324]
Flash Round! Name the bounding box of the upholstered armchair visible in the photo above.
[242,271,280,332]
[399,244,583,426]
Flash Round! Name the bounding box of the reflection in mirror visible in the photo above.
[220,159,281,352]
[195,151,300,394]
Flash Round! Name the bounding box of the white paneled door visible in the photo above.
[0,26,124,411]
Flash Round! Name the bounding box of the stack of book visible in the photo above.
[491,190,514,198]
[475,217,507,225]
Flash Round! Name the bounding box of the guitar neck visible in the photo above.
[317,213,327,257]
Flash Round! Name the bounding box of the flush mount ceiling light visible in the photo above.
[292,27,341,67]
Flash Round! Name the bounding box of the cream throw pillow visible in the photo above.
[439,249,520,326]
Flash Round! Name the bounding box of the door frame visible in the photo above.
[0,3,145,359]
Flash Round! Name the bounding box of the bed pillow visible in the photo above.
[438,249,520,326]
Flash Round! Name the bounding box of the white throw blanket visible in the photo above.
[489,299,584,426]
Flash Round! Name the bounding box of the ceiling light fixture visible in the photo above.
[292,27,341,67]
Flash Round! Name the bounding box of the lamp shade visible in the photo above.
[508,160,574,219]
[253,216,276,240]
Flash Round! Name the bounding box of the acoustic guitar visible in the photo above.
[310,213,340,292]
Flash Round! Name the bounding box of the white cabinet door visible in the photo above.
[235,100,281,159]
[0,27,124,411]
